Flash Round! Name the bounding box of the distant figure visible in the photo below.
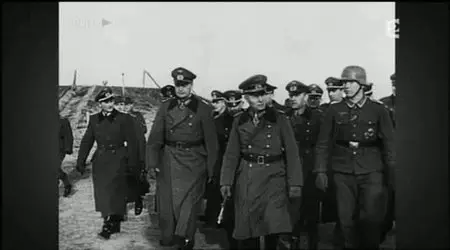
[160,85,176,102]
[59,116,74,197]
[264,82,288,112]
[307,84,324,109]
[76,87,138,240]
[223,90,244,116]
[320,77,345,112]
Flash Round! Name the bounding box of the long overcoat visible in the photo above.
[220,107,303,240]
[77,109,138,217]
[146,95,218,240]
[59,117,73,161]
[126,110,149,200]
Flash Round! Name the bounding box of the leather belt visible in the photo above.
[165,140,204,149]
[97,143,125,151]
[335,140,380,149]
[241,153,284,164]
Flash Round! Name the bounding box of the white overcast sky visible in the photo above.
[59,2,395,102]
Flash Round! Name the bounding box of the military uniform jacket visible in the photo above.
[285,107,323,174]
[314,97,395,175]
[59,117,73,156]
[220,107,303,239]
[77,109,138,215]
[146,95,218,237]
[380,95,396,128]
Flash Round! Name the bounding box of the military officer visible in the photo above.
[284,80,324,250]
[146,67,218,250]
[320,77,345,111]
[318,76,346,248]
[379,73,396,128]
[314,66,395,249]
[220,74,303,250]
[76,87,139,239]
[307,84,324,110]
[59,116,74,197]
[160,84,176,101]
[123,96,149,216]
[264,82,287,111]
[114,95,126,113]
[224,90,245,115]
[379,73,396,243]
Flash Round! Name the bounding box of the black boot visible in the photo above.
[291,236,301,250]
[135,196,143,216]
[63,184,72,197]
[98,215,121,239]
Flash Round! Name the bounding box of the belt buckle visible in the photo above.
[176,142,184,149]
[257,155,265,164]
[349,141,359,149]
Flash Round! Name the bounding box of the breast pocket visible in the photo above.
[335,118,351,139]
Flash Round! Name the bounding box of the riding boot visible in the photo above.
[178,238,195,250]
[98,216,114,240]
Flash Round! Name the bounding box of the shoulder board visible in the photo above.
[200,98,210,105]
[315,108,323,113]
[276,109,286,114]
[161,97,174,103]
[233,110,244,117]
[371,99,384,105]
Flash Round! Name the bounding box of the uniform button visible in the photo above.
[249,164,253,168]
[307,122,310,125]
[267,125,272,129]
[305,149,310,154]
[306,129,310,133]
[353,151,357,155]
[225,128,229,131]
[265,164,270,167]
[189,115,193,118]
[353,124,357,128]
[170,130,174,134]
[352,134,356,138]
[188,123,192,127]
[265,145,270,148]
[267,134,272,138]
[248,145,252,149]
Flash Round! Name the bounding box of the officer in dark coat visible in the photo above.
[146,67,218,250]
[59,116,74,197]
[318,76,346,248]
[161,84,176,101]
[264,82,287,111]
[284,80,323,250]
[220,74,303,250]
[307,84,324,110]
[224,90,245,116]
[379,73,396,243]
[314,66,396,249]
[123,96,149,216]
[319,77,345,111]
[76,87,139,240]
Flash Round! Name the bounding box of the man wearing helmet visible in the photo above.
[313,66,396,249]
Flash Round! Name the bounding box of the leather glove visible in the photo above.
[149,168,159,179]
[76,163,86,175]
[220,185,232,199]
[315,173,328,192]
[208,176,217,185]
[289,186,302,198]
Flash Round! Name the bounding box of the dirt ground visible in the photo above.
[58,156,396,250]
